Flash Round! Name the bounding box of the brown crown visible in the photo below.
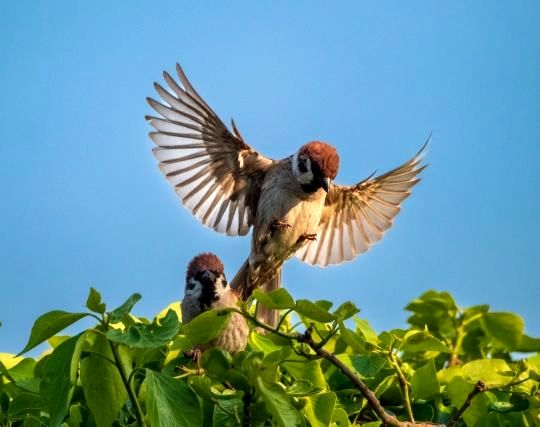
[299,141,340,180]
[186,253,224,280]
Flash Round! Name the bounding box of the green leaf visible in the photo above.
[295,300,336,323]
[459,359,515,386]
[481,312,524,350]
[410,360,439,400]
[348,354,388,379]
[302,392,336,427]
[333,302,359,321]
[19,311,89,355]
[287,380,322,397]
[86,287,106,314]
[144,369,202,427]
[40,333,85,427]
[22,415,42,427]
[213,396,244,427]
[401,330,450,353]
[354,318,379,346]
[108,293,141,323]
[331,407,351,426]
[8,392,42,417]
[80,334,127,427]
[7,358,40,393]
[516,334,540,352]
[183,308,232,345]
[253,288,295,309]
[447,376,495,427]
[256,377,303,427]
[106,309,180,348]
[339,322,365,352]
[283,355,326,390]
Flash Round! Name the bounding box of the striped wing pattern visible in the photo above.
[296,143,428,266]
[147,64,274,236]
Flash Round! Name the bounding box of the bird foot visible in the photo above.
[271,219,292,232]
[183,348,203,373]
[297,233,317,243]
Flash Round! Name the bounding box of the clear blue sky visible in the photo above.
[1,2,539,354]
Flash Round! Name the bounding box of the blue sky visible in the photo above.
[1,2,539,354]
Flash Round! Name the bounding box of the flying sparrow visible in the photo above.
[181,253,248,354]
[148,64,427,326]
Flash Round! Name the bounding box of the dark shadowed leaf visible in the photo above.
[40,333,85,427]
[183,308,232,345]
[213,396,244,427]
[481,312,524,350]
[19,311,89,355]
[86,287,106,314]
[7,392,42,417]
[106,309,180,348]
[253,288,295,309]
[256,377,303,427]
[80,334,128,427]
[145,369,202,427]
[295,300,336,323]
[411,360,439,400]
[108,293,142,323]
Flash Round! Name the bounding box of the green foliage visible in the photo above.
[0,288,538,426]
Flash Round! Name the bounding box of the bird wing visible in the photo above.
[295,142,428,266]
[147,64,275,236]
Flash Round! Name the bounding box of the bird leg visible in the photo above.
[297,233,317,244]
[270,219,292,233]
[183,348,203,373]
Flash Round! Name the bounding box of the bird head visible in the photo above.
[185,253,229,310]
[293,141,340,193]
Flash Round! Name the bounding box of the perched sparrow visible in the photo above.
[148,64,427,326]
[181,253,248,354]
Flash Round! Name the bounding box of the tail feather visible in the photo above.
[230,259,283,328]
[257,268,281,328]
[230,258,251,300]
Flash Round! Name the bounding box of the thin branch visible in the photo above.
[109,341,146,427]
[447,381,486,427]
[389,351,415,423]
[276,308,294,331]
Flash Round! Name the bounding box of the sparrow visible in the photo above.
[181,253,248,354]
[147,64,427,326]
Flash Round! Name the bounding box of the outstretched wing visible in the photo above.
[296,142,428,266]
[147,64,275,236]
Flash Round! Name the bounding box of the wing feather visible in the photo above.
[296,141,428,266]
[147,64,275,236]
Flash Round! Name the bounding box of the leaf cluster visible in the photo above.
[0,288,539,426]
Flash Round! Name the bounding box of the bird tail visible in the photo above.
[257,268,281,328]
[230,259,282,328]
[230,258,252,301]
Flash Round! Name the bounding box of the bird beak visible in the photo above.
[201,270,215,282]
[319,177,331,192]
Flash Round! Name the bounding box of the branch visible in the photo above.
[389,351,415,423]
[109,341,146,427]
[447,381,486,427]
[236,309,444,427]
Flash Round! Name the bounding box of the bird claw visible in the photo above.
[271,219,292,232]
[183,348,203,373]
[298,233,317,243]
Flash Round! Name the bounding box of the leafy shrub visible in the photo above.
[1,288,539,426]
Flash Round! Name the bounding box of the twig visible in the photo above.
[236,309,443,427]
[109,341,146,427]
[447,381,486,427]
[389,351,415,423]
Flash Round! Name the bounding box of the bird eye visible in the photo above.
[298,159,308,173]
[187,282,195,290]
[222,279,228,289]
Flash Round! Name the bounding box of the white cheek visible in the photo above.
[214,276,229,298]
[293,153,314,185]
[185,278,203,299]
